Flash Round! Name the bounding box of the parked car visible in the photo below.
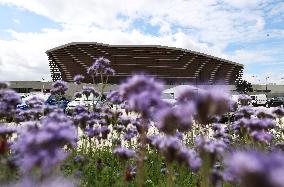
[161,93,176,105]
[45,95,70,110]
[266,97,284,108]
[66,94,103,114]
[16,101,29,110]
[250,94,267,107]
[17,93,50,110]
[277,97,284,102]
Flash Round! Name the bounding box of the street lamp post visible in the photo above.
[252,75,257,84]
[265,76,270,92]
[42,78,45,93]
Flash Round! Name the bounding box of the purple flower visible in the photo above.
[73,111,90,130]
[195,136,227,158]
[113,147,136,160]
[256,109,275,119]
[178,87,232,124]
[224,151,284,187]
[95,57,110,67]
[26,96,44,109]
[272,107,284,118]
[85,127,100,138]
[155,103,194,134]
[104,67,115,75]
[43,105,64,116]
[117,115,131,127]
[0,126,16,138]
[235,106,255,120]
[73,74,85,84]
[119,74,163,117]
[0,89,21,117]
[12,112,77,175]
[177,85,200,103]
[175,131,183,140]
[153,136,183,162]
[250,131,273,143]
[123,128,138,141]
[12,176,76,187]
[107,90,123,104]
[248,118,275,131]
[73,105,88,114]
[82,86,99,98]
[149,135,201,171]
[51,80,68,95]
[177,147,201,172]
[87,57,112,76]
[100,126,110,139]
[73,92,82,98]
[113,125,125,132]
[212,124,222,131]
[73,155,85,163]
[238,94,252,106]
[87,65,96,76]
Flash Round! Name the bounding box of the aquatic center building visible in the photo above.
[46,42,243,85]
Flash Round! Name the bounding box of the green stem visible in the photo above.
[199,152,211,187]
[137,126,147,187]
[166,162,174,187]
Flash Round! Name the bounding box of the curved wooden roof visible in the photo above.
[46,42,243,85]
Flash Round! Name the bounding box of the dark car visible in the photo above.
[277,97,284,102]
[45,95,70,110]
[266,97,284,108]
[16,102,29,110]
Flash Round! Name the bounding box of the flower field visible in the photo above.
[0,58,284,187]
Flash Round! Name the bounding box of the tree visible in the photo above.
[235,80,253,94]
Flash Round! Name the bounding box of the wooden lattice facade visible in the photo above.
[46,42,243,85]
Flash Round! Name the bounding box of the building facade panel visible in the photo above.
[47,42,243,85]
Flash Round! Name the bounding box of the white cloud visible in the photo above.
[229,49,273,64]
[0,25,214,81]
[0,0,283,83]
[12,18,20,24]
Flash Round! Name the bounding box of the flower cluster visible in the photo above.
[233,107,276,143]
[119,75,164,117]
[107,90,123,105]
[0,88,21,118]
[155,103,194,134]
[73,74,85,84]
[177,86,234,124]
[113,147,136,160]
[51,80,68,95]
[238,94,252,106]
[149,135,201,171]
[12,112,77,175]
[87,57,115,77]
[2,65,284,187]
[224,151,284,187]
[82,86,99,99]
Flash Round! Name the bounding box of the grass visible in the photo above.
[63,147,203,187]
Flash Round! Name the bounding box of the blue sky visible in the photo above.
[0,0,283,84]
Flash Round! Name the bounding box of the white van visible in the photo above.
[162,85,200,105]
[161,92,176,105]
[250,94,267,107]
